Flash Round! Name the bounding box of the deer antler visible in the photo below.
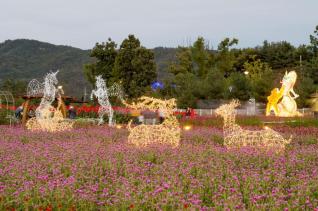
[230,99,240,108]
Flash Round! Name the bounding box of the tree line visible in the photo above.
[1,26,317,108]
[84,26,318,108]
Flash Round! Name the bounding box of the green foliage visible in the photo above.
[309,25,318,56]
[258,40,297,69]
[203,69,227,99]
[210,134,224,145]
[227,72,251,101]
[191,37,213,78]
[169,47,193,75]
[169,37,242,107]
[84,35,157,99]
[182,116,318,128]
[0,109,14,124]
[2,26,318,106]
[174,73,198,108]
[0,79,27,96]
[243,56,274,102]
[296,76,317,107]
[0,39,93,97]
[305,56,318,84]
[113,35,157,99]
[285,118,318,128]
[84,38,117,84]
[216,38,239,74]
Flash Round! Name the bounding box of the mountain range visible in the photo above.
[0,39,176,97]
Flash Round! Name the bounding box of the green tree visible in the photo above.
[113,35,157,98]
[174,72,198,108]
[305,56,318,84]
[202,69,227,99]
[0,79,27,96]
[296,76,317,107]
[191,37,213,78]
[243,56,274,102]
[216,38,239,75]
[227,72,251,101]
[169,47,193,75]
[258,40,296,69]
[309,25,318,57]
[84,38,117,84]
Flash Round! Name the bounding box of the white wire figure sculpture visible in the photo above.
[0,91,16,125]
[90,75,124,126]
[0,91,15,111]
[27,79,44,97]
[215,100,291,152]
[26,71,73,132]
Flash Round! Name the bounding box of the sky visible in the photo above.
[0,0,317,49]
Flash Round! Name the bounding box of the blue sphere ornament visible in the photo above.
[151,81,164,90]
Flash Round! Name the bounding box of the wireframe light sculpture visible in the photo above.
[266,71,302,117]
[27,79,44,97]
[26,71,73,132]
[0,91,15,125]
[124,96,180,148]
[215,100,291,152]
[0,91,15,111]
[91,75,123,126]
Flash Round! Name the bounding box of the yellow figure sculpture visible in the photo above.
[266,71,302,117]
[124,96,180,148]
[266,87,285,116]
[216,100,291,152]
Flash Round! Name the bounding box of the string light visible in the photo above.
[26,71,73,132]
[266,71,302,117]
[124,96,180,148]
[91,75,123,126]
[215,100,291,152]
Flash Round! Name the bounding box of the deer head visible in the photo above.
[215,100,240,118]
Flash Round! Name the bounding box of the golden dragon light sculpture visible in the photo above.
[266,70,302,117]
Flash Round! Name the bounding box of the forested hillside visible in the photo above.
[0,39,93,97]
[0,26,317,107]
[0,39,176,97]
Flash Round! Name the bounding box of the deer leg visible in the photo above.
[108,106,114,126]
[98,107,105,125]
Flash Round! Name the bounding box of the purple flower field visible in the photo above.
[0,125,318,210]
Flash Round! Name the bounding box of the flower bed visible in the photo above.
[0,125,318,210]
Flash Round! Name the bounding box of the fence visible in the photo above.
[1,104,314,117]
[177,108,314,117]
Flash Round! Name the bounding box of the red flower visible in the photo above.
[184,203,189,209]
[129,204,134,209]
[68,206,76,211]
[45,205,52,211]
